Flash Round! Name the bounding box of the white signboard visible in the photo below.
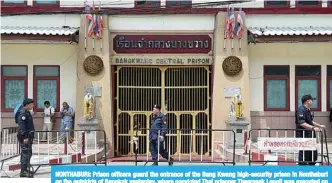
[224,87,241,98]
[257,137,317,151]
[85,86,102,97]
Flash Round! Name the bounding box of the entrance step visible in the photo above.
[216,143,248,163]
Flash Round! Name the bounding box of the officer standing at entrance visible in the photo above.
[17,98,35,177]
[149,104,174,166]
[295,94,325,165]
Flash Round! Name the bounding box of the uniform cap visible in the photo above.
[23,98,34,106]
[153,104,161,110]
[301,94,316,104]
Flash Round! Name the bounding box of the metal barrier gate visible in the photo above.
[1,127,20,177]
[130,128,236,166]
[0,129,107,178]
[115,66,211,157]
[247,128,330,166]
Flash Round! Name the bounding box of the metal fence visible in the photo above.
[0,127,20,177]
[0,129,107,177]
[130,128,236,166]
[247,128,329,166]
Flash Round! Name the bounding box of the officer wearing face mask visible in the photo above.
[149,104,174,166]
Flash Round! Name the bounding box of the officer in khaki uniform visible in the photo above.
[17,98,35,177]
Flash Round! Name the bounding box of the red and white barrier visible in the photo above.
[0,128,20,161]
[1,129,105,176]
[126,129,236,164]
[248,129,327,166]
[7,153,82,171]
[251,152,296,165]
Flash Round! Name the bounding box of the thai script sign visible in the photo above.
[257,138,317,151]
[113,35,212,54]
[111,56,213,65]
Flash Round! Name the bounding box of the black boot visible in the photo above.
[168,157,174,166]
[20,165,27,177]
[20,166,34,178]
[152,162,158,166]
[20,171,34,178]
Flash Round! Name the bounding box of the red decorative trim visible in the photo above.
[32,0,60,8]
[327,65,332,111]
[1,34,75,41]
[33,65,60,112]
[296,0,322,8]
[111,65,116,142]
[2,7,332,15]
[1,65,28,112]
[264,0,290,8]
[209,65,214,131]
[0,0,27,7]
[327,77,331,111]
[295,65,321,111]
[263,65,290,111]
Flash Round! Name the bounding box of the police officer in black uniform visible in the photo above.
[17,98,35,177]
[295,94,325,165]
[149,104,174,166]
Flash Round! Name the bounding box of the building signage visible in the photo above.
[113,35,212,54]
[111,56,213,65]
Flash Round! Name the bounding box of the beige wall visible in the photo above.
[248,43,332,138]
[211,12,250,130]
[249,43,332,112]
[75,15,114,156]
[1,43,78,130]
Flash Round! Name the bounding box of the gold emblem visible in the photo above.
[83,55,104,76]
[222,56,242,76]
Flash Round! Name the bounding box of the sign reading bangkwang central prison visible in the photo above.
[111,56,213,65]
[257,137,317,151]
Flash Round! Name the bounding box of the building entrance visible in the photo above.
[114,66,211,157]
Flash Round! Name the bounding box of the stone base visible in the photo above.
[226,117,249,149]
[77,118,100,148]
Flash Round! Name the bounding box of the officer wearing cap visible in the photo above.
[149,104,174,166]
[17,98,35,177]
[295,94,325,165]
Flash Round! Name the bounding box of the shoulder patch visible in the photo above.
[21,116,26,120]
[298,113,304,118]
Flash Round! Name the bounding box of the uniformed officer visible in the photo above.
[295,94,325,166]
[149,104,174,166]
[17,98,35,177]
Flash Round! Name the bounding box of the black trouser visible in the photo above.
[149,140,169,162]
[298,150,318,166]
[20,142,33,171]
[297,131,317,166]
